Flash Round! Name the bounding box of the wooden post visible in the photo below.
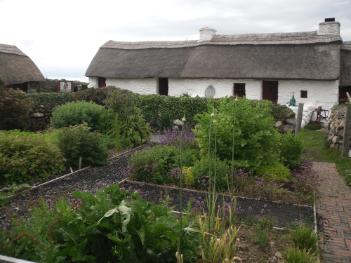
[295,103,304,134]
[78,157,82,170]
[342,104,351,157]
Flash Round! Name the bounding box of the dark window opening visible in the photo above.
[158,78,168,96]
[233,83,246,97]
[300,90,308,98]
[262,80,278,103]
[98,77,106,88]
[339,86,351,103]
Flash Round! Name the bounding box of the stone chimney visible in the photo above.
[199,27,216,41]
[318,18,340,35]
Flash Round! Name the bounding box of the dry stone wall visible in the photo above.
[327,105,346,150]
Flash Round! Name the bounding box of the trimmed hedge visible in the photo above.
[0,88,32,130]
[0,131,64,186]
[28,92,74,130]
[136,95,211,131]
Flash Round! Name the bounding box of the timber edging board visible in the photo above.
[0,255,35,263]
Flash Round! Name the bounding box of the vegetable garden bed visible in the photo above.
[119,179,314,228]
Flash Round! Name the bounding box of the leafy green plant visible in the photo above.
[280,133,303,168]
[105,88,150,147]
[57,124,108,169]
[195,98,280,169]
[0,185,198,263]
[0,88,33,130]
[256,162,291,182]
[129,145,199,185]
[291,226,318,254]
[284,247,317,263]
[192,157,231,191]
[254,217,273,250]
[270,103,295,122]
[0,131,64,186]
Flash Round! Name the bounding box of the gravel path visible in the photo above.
[0,147,145,230]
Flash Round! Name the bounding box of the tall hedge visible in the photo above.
[136,95,212,131]
[28,93,74,130]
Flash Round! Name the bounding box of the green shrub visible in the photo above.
[73,86,116,105]
[284,247,316,263]
[0,131,64,186]
[129,145,178,184]
[192,157,231,191]
[304,121,322,130]
[291,226,318,254]
[57,124,108,169]
[256,162,291,182]
[195,98,280,169]
[129,145,199,184]
[105,88,150,147]
[28,92,74,130]
[0,185,198,262]
[51,101,117,132]
[136,94,211,131]
[0,88,33,130]
[280,133,303,168]
[270,103,295,122]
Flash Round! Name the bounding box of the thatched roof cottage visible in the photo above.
[0,44,44,92]
[86,18,351,110]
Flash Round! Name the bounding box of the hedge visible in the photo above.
[10,87,294,132]
[136,95,212,131]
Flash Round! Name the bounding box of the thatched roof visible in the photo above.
[86,31,342,80]
[341,43,351,86]
[0,44,45,85]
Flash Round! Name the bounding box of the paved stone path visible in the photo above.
[314,162,351,263]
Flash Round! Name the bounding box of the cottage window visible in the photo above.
[233,83,246,97]
[158,78,168,96]
[300,90,308,98]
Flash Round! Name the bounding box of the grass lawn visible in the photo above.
[298,129,351,185]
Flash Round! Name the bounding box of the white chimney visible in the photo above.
[199,27,216,41]
[318,18,340,35]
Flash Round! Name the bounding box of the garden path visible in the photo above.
[314,162,351,263]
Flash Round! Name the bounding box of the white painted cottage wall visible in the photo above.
[168,79,262,99]
[88,77,339,110]
[106,78,157,94]
[278,80,339,110]
[88,77,98,88]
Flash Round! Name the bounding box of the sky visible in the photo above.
[0,0,350,81]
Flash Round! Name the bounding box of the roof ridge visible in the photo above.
[0,44,26,56]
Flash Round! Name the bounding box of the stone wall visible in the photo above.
[327,105,346,149]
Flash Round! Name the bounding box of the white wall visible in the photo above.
[88,77,98,88]
[106,78,157,95]
[278,80,339,110]
[88,77,339,111]
[169,78,262,99]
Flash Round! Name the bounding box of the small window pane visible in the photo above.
[300,90,308,98]
[234,83,246,97]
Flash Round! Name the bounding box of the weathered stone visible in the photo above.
[275,121,283,128]
[32,112,44,118]
[286,118,296,125]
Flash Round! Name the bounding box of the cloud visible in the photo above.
[0,0,350,79]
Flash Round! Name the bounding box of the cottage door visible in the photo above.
[262,81,278,103]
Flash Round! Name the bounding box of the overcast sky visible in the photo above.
[1,0,350,81]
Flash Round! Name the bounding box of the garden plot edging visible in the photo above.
[119,179,315,228]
